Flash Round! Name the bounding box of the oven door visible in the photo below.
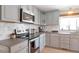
[29,37,40,53]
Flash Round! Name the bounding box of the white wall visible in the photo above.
[0,22,16,40]
[0,22,39,40]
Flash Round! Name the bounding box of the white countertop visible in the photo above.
[45,30,77,34]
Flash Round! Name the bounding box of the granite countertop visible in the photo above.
[0,32,44,48]
[0,38,28,47]
[29,33,40,40]
[44,31,76,34]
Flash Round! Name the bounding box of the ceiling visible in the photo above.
[34,5,79,12]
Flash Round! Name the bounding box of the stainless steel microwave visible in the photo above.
[20,8,35,23]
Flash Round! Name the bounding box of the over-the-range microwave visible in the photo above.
[20,8,35,23]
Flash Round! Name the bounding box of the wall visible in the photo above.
[0,22,16,40]
[0,5,40,40]
[45,25,59,32]
[0,22,39,40]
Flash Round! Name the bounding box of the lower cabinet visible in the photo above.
[50,34,59,48]
[70,37,79,51]
[45,33,50,46]
[40,33,45,52]
[10,40,28,53]
[59,34,70,49]
[0,40,28,53]
[45,33,79,52]
[60,38,70,49]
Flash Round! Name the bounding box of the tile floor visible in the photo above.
[42,47,74,53]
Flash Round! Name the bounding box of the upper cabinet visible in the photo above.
[45,10,59,25]
[0,5,60,25]
[0,5,20,22]
[40,12,46,25]
[33,7,39,24]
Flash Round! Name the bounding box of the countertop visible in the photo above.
[0,32,43,48]
[0,38,28,47]
[44,31,76,34]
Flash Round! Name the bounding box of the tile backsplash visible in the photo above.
[0,22,16,40]
[0,22,39,40]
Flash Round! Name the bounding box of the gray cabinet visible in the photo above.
[50,34,59,48]
[45,32,79,51]
[40,12,46,25]
[45,33,50,46]
[33,7,39,24]
[0,40,28,53]
[10,40,28,53]
[70,35,79,51]
[40,33,45,52]
[45,10,59,25]
[45,33,70,49]
[59,34,70,49]
[0,5,20,22]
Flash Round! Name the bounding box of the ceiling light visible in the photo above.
[68,11,74,15]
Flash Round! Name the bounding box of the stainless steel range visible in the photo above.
[28,33,40,53]
[15,29,40,53]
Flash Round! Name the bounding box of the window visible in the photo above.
[59,16,79,31]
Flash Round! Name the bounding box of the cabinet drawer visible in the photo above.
[10,40,28,53]
[51,36,59,40]
[71,35,79,39]
[60,41,69,44]
[70,38,79,51]
[51,34,59,36]
[60,38,69,42]
[60,34,70,38]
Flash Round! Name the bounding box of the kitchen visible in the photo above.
[0,5,79,53]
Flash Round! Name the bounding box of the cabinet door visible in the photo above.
[43,33,46,47]
[45,13,51,25]
[60,37,70,49]
[40,12,45,25]
[33,7,39,24]
[60,35,70,49]
[40,34,45,51]
[45,10,59,25]
[40,35,44,51]
[45,33,50,46]
[38,10,41,24]
[70,38,79,51]
[1,5,19,22]
[10,40,28,53]
[50,34,59,48]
